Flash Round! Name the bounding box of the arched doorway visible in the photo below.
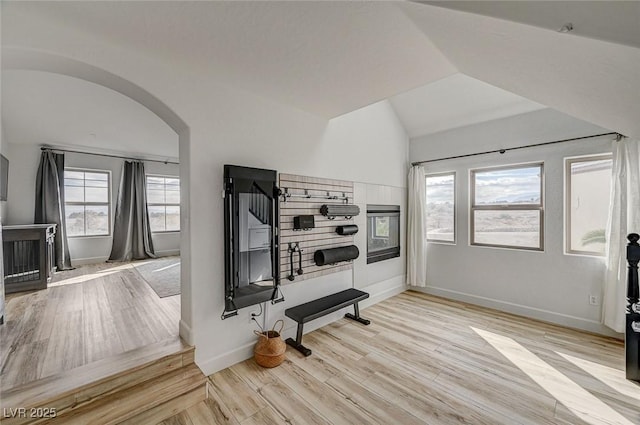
[1,48,193,386]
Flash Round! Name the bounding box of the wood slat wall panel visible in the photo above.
[279,251,318,262]
[280,174,352,188]
[278,240,354,263]
[281,233,346,245]
[281,262,351,278]
[279,181,354,194]
[281,264,352,286]
[280,227,338,238]
[280,229,352,243]
[280,219,353,230]
[280,201,354,210]
[281,252,352,268]
[278,208,350,217]
[279,174,356,283]
[280,236,353,248]
[280,179,353,190]
[279,248,332,264]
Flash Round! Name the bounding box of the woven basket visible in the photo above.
[254,320,286,368]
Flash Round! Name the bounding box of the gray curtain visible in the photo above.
[35,150,73,270]
[109,160,155,261]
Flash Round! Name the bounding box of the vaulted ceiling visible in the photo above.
[2,1,639,140]
[389,74,546,139]
[423,1,640,48]
[399,1,640,138]
[1,1,456,119]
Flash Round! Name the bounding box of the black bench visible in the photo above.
[284,288,371,356]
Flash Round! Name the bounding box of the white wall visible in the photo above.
[0,123,5,322]
[410,109,619,336]
[410,108,610,163]
[3,22,410,373]
[190,99,410,373]
[0,125,7,223]
[3,142,180,265]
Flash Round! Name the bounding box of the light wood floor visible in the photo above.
[0,260,180,391]
[162,291,639,425]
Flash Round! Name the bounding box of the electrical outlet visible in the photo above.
[589,295,599,306]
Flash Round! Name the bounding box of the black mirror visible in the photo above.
[223,165,280,318]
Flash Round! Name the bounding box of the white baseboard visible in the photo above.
[278,276,406,339]
[71,256,108,267]
[359,275,407,310]
[156,249,180,257]
[196,275,407,376]
[197,341,256,375]
[70,251,180,267]
[412,285,622,339]
[179,319,194,345]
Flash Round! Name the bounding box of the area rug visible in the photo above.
[133,256,181,298]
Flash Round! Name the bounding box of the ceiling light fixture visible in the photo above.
[558,23,574,33]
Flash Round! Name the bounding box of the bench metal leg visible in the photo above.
[345,302,370,325]
[285,322,312,357]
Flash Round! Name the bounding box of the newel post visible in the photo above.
[626,233,640,381]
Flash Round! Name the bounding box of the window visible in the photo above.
[426,172,455,243]
[146,175,180,232]
[374,217,389,238]
[64,169,110,237]
[471,163,544,250]
[367,205,400,264]
[566,154,612,256]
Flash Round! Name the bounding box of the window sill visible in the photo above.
[564,251,606,259]
[470,242,544,253]
[427,240,456,245]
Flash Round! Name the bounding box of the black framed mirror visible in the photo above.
[223,165,281,319]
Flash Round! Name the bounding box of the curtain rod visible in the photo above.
[411,132,621,166]
[41,146,179,165]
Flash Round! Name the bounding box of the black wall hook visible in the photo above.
[288,242,304,281]
[297,243,304,275]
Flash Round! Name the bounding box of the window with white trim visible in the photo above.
[470,163,544,250]
[425,172,455,243]
[64,169,111,237]
[565,154,612,256]
[146,175,180,232]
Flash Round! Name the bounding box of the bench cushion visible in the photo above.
[285,288,369,324]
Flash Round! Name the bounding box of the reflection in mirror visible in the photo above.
[238,192,273,292]
[223,165,280,317]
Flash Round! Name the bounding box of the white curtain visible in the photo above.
[407,165,427,287]
[603,137,640,332]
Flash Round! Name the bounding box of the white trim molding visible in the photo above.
[412,285,622,339]
[196,274,407,376]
